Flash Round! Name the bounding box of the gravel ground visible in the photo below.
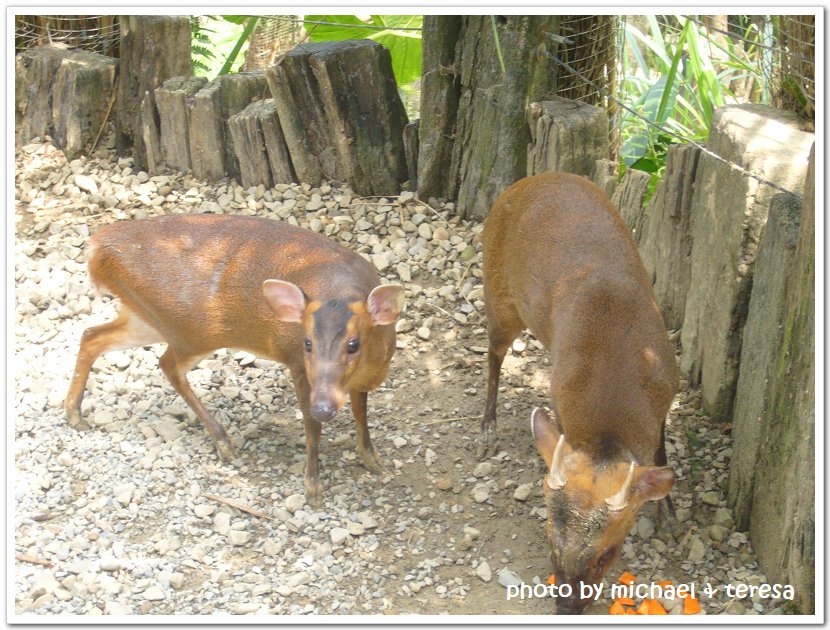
[13,137,794,617]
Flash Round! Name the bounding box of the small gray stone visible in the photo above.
[688,537,706,562]
[143,586,165,601]
[289,571,311,587]
[476,561,492,582]
[113,483,135,505]
[708,524,729,543]
[347,522,365,536]
[701,491,721,506]
[472,487,490,504]
[417,327,431,340]
[284,493,305,514]
[229,602,261,615]
[637,517,655,539]
[473,462,492,478]
[214,512,231,535]
[463,526,481,540]
[714,507,735,529]
[498,568,522,588]
[372,253,391,272]
[651,538,667,554]
[74,174,98,194]
[104,601,133,615]
[228,530,250,546]
[194,504,215,518]
[99,557,122,572]
[513,483,533,502]
[330,527,350,545]
[424,448,437,467]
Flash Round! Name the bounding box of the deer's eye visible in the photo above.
[347,338,360,354]
[304,338,312,352]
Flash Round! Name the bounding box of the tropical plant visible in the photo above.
[191,15,256,79]
[619,15,767,184]
[304,15,423,86]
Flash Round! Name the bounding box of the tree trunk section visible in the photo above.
[228,99,296,188]
[265,40,409,196]
[154,76,207,172]
[258,102,297,185]
[417,16,560,219]
[417,16,462,199]
[116,16,191,170]
[188,71,269,183]
[526,96,608,178]
[140,91,161,174]
[747,144,815,614]
[16,46,118,158]
[403,120,420,189]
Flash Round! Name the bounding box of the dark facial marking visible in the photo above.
[311,300,353,355]
[551,491,609,539]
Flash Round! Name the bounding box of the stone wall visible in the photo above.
[637,144,700,330]
[678,105,814,420]
[727,192,802,528]
[741,145,815,614]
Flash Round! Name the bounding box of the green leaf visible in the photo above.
[306,15,423,86]
[217,16,258,76]
[369,30,422,85]
[305,15,377,41]
[221,15,248,25]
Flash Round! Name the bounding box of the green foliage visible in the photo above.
[620,16,767,186]
[190,16,252,79]
[190,16,215,75]
[305,15,423,86]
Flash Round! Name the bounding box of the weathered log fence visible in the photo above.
[13,17,817,614]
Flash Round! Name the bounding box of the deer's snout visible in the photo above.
[310,400,338,423]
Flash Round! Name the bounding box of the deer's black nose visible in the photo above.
[311,402,337,423]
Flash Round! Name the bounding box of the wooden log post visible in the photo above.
[116,16,191,170]
[417,16,560,219]
[154,76,207,172]
[403,120,420,189]
[417,16,462,199]
[188,71,269,182]
[228,99,296,188]
[15,47,60,144]
[140,92,161,174]
[266,40,409,196]
[16,46,118,158]
[526,96,609,178]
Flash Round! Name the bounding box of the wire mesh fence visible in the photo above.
[775,15,815,122]
[14,13,815,170]
[242,16,306,71]
[15,15,120,57]
[554,15,620,157]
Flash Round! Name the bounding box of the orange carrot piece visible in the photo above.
[546,574,556,585]
[636,600,650,615]
[647,599,668,615]
[624,608,637,615]
[616,596,636,606]
[657,579,673,588]
[609,601,626,615]
[618,571,637,586]
[683,596,701,615]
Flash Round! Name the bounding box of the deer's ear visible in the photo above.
[263,280,306,323]
[531,407,563,468]
[633,466,675,502]
[367,284,405,325]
